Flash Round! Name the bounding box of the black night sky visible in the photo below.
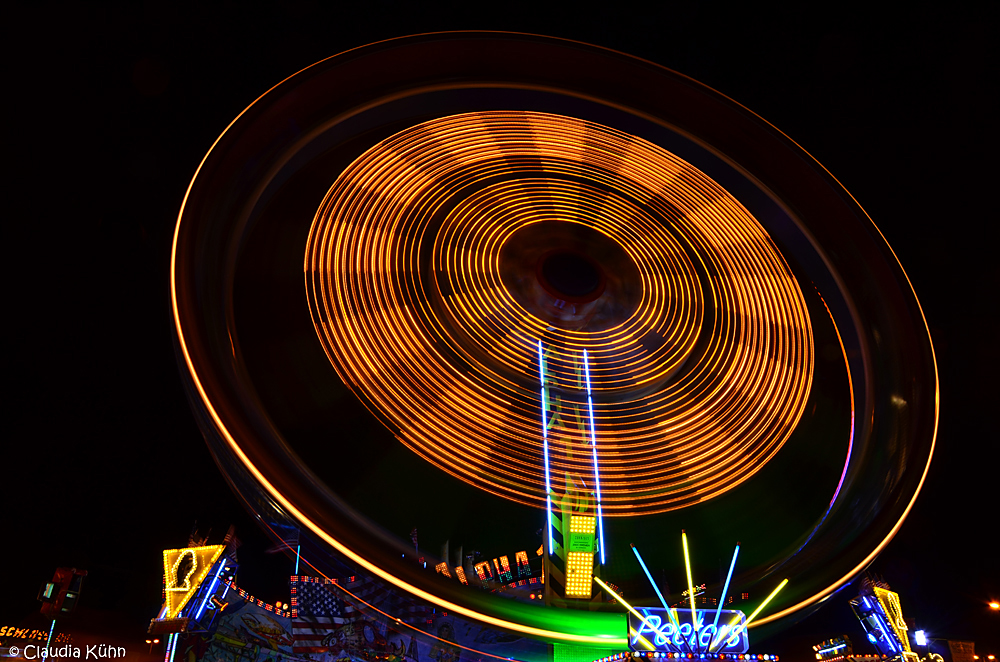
[4,2,998,660]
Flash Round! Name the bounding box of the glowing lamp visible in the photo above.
[990,601,1000,610]
[914,631,927,646]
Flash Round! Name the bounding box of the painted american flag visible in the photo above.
[292,576,432,654]
[292,581,352,653]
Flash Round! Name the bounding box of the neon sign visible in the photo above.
[628,608,749,654]
[849,579,921,662]
[161,545,225,618]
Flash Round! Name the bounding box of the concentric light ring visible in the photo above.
[171,32,937,636]
[306,110,814,516]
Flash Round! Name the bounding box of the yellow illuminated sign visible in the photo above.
[454,566,468,585]
[872,587,912,654]
[0,626,72,644]
[162,545,225,618]
[565,514,596,598]
[565,551,594,598]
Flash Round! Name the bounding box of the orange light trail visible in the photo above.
[305,110,814,516]
[170,37,939,639]
[327,579,534,662]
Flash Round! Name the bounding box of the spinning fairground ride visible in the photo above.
[169,32,937,662]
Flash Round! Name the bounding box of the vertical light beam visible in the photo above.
[711,544,740,637]
[539,340,554,554]
[295,544,301,575]
[682,530,698,639]
[164,633,178,662]
[583,349,606,564]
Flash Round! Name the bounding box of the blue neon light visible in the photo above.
[856,593,904,657]
[632,546,672,613]
[874,613,900,653]
[295,544,301,575]
[46,620,56,648]
[709,544,740,651]
[582,349,606,564]
[195,559,227,620]
[538,341,554,554]
[631,546,689,652]
[817,644,848,655]
[164,633,178,662]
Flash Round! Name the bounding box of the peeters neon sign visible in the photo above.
[628,608,749,654]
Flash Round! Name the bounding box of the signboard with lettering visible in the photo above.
[0,626,72,644]
[627,608,749,654]
[948,641,976,662]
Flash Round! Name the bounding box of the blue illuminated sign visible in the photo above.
[628,608,749,654]
[850,586,916,660]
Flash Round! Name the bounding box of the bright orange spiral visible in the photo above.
[306,111,813,516]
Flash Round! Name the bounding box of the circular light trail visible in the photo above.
[306,111,814,516]
[172,33,939,637]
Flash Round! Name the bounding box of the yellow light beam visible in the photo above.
[745,578,788,625]
[593,576,657,650]
[709,579,788,653]
[682,530,698,634]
